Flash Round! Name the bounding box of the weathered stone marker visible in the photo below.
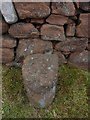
[22,54,58,108]
[0,0,18,24]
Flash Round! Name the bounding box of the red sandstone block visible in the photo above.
[41,24,66,41]
[52,2,76,16]
[14,2,50,19]
[76,14,89,38]
[0,48,14,64]
[9,22,39,39]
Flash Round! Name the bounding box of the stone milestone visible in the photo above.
[22,54,58,108]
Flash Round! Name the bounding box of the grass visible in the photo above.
[2,65,90,118]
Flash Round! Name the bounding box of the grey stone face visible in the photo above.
[22,53,59,108]
[26,84,56,108]
[0,0,18,24]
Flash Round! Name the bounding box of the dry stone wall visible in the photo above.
[0,1,90,108]
[1,2,89,70]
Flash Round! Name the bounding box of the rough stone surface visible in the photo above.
[22,53,58,108]
[52,2,76,16]
[54,51,67,65]
[0,48,14,64]
[0,35,16,48]
[0,0,18,24]
[41,24,66,41]
[79,2,90,12]
[66,23,76,37]
[46,14,68,26]
[76,14,89,38]
[22,54,58,91]
[26,86,56,108]
[14,2,50,19]
[16,38,53,61]
[55,37,88,53]
[68,50,90,71]
[0,17,9,34]
[9,22,39,39]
